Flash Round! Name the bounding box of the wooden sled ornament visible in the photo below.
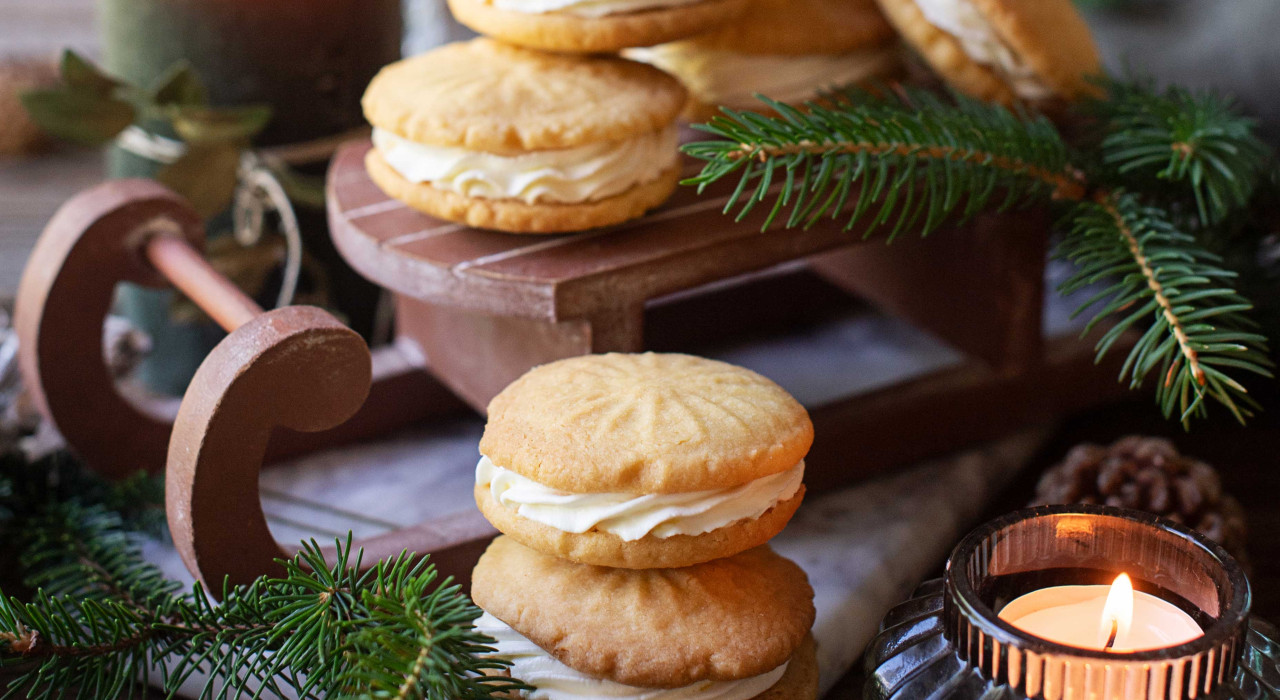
[14,143,1132,591]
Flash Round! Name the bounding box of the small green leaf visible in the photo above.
[170,105,271,145]
[269,162,327,209]
[157,143,242,217]
[150,61,208,108]
[59,50,120,97]
[20,89,135,146]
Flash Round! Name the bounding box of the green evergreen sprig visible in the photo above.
[1058,192,1272,422]
[683,90,1084,236]
[682,82,1277,425]
[0,451,528,699]
[1091,80,1273,225]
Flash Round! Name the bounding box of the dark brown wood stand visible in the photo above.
[15,141,1131,593]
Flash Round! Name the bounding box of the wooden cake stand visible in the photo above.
[325,139,1129,487]
[14,140,1131,592]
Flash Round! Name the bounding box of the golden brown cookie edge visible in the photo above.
[471,536,816,688]
[480,353,815,493]
[968,0,1103,101]
[477,634,817,698]
[447,0,750,53]
[682,0,896,54]
[475,482,805,568]
[366,149,679,234]
[362,38,688,151]
[873,0,1017,105]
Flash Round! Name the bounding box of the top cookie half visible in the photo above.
[363,38,686,152]
[480,352,814,494]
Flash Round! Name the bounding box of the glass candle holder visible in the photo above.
[864,505,1280,700]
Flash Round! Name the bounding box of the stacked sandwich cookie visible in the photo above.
[626,0,901,120]
[363,39,687,234]
[873,0,1101,105]
[470,353,819,699]
[362,0,752,234]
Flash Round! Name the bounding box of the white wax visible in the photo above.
[999,584,1203,652]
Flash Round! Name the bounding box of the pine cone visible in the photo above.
[1032,436,1249,566]
[0,56,56,157]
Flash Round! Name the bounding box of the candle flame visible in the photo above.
[1099,573,1134,651]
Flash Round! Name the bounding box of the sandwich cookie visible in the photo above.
[446,0,750,53]
[626,0,900,120]
[476,352,812,569]
[362,39,687,234]
[472,536,819,699]
[873,0,1102,105]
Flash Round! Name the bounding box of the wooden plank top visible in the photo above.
[327,139,879,321]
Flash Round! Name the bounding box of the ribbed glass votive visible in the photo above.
[865,505,1280,700]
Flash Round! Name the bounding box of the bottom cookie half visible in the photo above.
[366,149,679,234]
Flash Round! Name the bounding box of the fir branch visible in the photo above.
[682,84,1277,424]
[1092,80,1274,225]
[1059,192,1273,424]
[682,88,1084,237]
[0,453,527,700]
[337,560,519,699]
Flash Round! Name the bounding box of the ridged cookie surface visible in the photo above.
[472,536,815,688]
[447,0,749,53]
[480,353,814,494]
[362,38,686,151]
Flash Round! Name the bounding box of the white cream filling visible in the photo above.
[625,45,900,110]
[371,125,678,205]
[491,0,703,18]
[476,456,804,541]
[912,0,1053,100]
[476,612,788,700]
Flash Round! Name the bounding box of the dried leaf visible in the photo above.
[59,50,120,97]
[157,143,242,217]
[20,89,134,146]
[171,105,271,145]
[151,62,208,108]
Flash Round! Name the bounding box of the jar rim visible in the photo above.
[945,504,1251,663]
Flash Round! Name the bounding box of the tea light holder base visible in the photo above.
[864,505,1280,700]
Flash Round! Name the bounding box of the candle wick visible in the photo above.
[1104,619,1119,651]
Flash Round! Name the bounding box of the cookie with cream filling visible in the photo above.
[626,0,900,119]
[471,536,818,697]
[362,39,686,234]
[476,352,813,568]
[873,0,1102,105]
[446,0,750,53]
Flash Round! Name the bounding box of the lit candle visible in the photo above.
[999,574,1204,652]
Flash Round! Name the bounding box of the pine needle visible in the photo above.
[0,452,528,700]
[1058,192,1272,425]
[681,81,1275,424]
[682,88,1085,238]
